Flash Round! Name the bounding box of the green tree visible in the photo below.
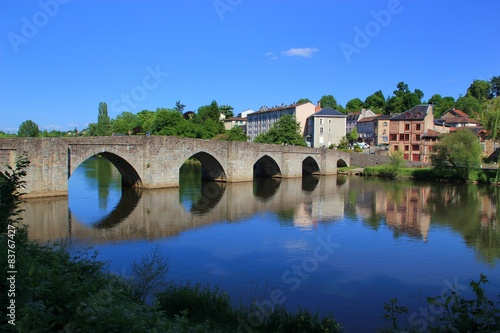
[428,94,456,117]
[174,100,186,113]
[431,129,482,181]
[467,79,492,103]
[151,108,183,135]
[385,82,424,115]
[17,119,40,137]
[112,111,138,135]
[91,102,112,136]
[491,76,500,97]
[219,126,248,142]
[483,97,500,181]
[297,98,312,104]
[194,100,224,137]
[364,90,386,113]
[386,151,406,178]
[348,127,358,141]
[319,95,338,110]
[254,114,306,146]
[345,98,363,112]
[219,104,234,119]
[136,110,155,133]
[455,95,482,116]
[336,136,350,150]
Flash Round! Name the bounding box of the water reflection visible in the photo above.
[21,170,500,263]
[253,177,281,200]
[301,175,320,192]
[91,187,142,229]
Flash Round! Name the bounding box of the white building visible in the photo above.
[247,102,317,141]
[305,108,347,148]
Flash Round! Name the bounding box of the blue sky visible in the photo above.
[1,0,499,133]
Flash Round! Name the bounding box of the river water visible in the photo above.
[21,156,500,332]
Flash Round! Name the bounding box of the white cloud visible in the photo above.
[281,47,319,58]
[264,51,274,56]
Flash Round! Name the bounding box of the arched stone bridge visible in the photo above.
[0,136,350,198]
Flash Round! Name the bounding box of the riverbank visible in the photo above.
[340,165,500,185]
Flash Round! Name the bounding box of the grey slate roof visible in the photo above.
[390,105,430,121]
[308,107,346,118]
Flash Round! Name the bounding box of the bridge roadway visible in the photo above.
[0,136,350,198]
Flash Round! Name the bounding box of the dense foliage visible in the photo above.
[17,120,40,137]
[431,129,483,181]
[254,114,306,146]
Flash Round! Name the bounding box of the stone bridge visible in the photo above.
[0,136,350,198]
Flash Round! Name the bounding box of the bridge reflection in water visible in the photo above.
[21,174,341,244]
[20,174,500,262]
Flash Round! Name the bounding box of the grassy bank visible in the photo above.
[362,165,499,184]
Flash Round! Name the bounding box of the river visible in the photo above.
[21,156,500,332]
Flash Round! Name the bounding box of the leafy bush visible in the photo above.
[380,274,500,332]
[156,282,234,324]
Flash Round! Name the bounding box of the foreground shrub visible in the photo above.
[380,274,500,332]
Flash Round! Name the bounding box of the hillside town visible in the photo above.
[224,101,497,163]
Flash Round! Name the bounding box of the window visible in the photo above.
[394,145,399,151]
[405,134,410,141]
[320,118,323,125]
[405,124,410,131]
[412,144,419,151]
[383,122,388,126]
[404,145,409,151]
[416,134,421,141]
[399,134,405,140]
[320,127,324,134]
[416,124,421,131]
[328,128,331,133]
[329,119,332,124]
[390,134,397,141]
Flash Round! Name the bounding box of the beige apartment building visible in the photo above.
[305,108,347,148]
[247,102,317,141]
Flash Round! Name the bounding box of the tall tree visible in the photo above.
[93,102,112,136]
[174,100,186,113]
[364,90,386,113]
[385,82,424,114]
[466,79,492,103]
[428,94,456,117]
[194,100,224,137]
[319,95,338,110]
[17,120,40,137]
[151,108,183,136]
[483,97,500,181]
[112,111,138,135]
[491,76,500,98]
[254,114,306,146]
[455,95,482,116]
[345,98,363,112]
[219,105,234,119]
[431,129,482,181]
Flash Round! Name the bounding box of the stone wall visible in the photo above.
[0,137,351,197]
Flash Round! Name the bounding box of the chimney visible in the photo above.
[315,101,322,112]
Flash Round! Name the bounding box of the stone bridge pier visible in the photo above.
[0,136,350,198]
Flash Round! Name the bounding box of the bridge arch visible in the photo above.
[337,158,348,168]
[187,151,226,181]
[70,151,142,188]
[253,155,282,178]
[302,156,321,175]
